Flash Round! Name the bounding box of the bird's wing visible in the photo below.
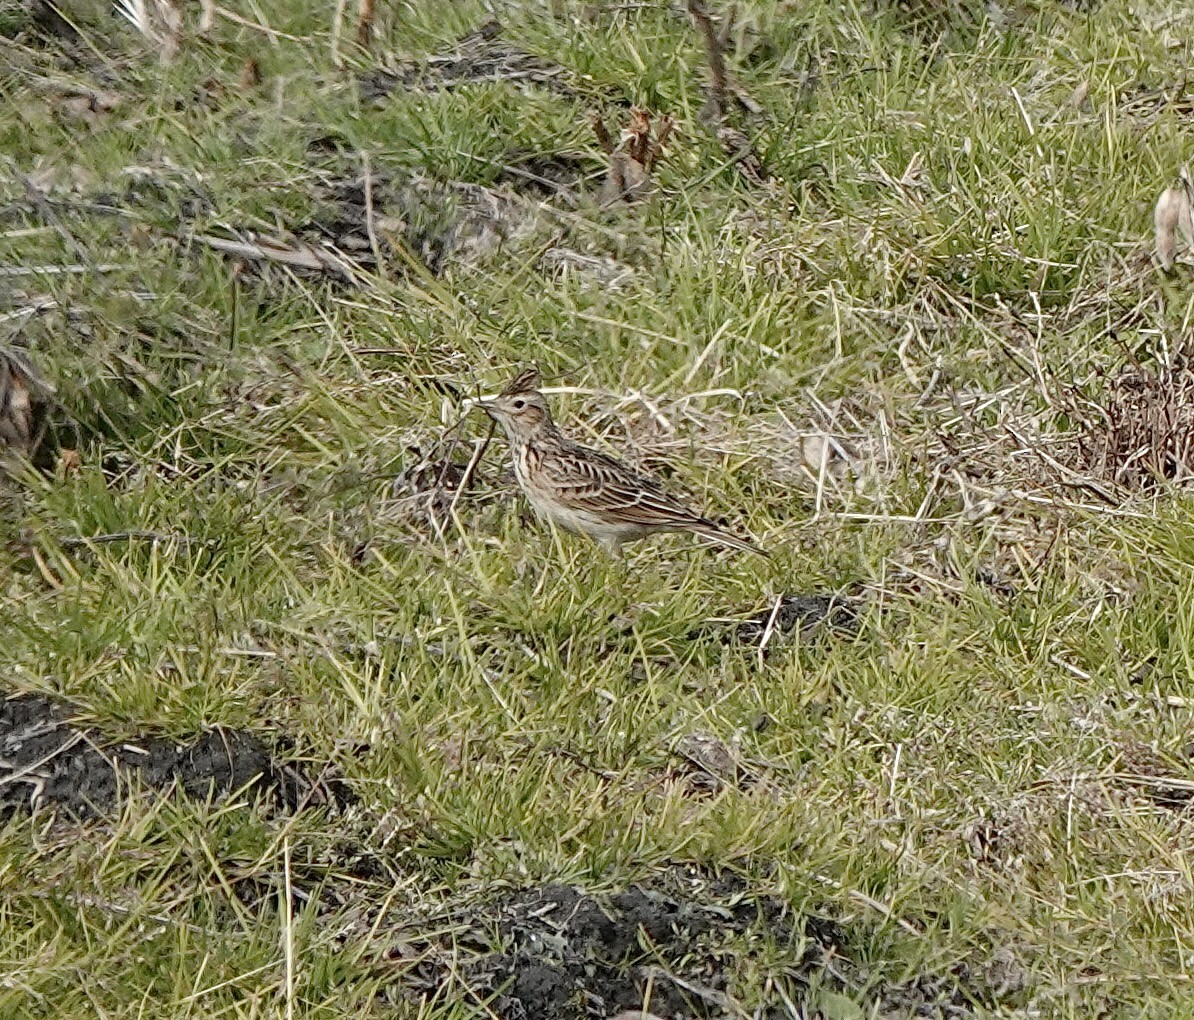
[543,441,706,528]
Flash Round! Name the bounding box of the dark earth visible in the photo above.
[0,690,350,819]
[734,593,860,644]
[480,877,842,1019]
[686,592,861,649]
[377,867,1017,1019]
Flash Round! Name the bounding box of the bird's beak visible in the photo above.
[465,395,499,418]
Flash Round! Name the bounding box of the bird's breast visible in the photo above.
[513,442,540,488]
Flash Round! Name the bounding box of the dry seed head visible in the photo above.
[1155,168,1194,270]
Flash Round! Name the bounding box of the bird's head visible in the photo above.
[473,367,553,441]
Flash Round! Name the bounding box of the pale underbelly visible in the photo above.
[525,490,661,543]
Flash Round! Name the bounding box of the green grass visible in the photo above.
[4,0,1194,1016]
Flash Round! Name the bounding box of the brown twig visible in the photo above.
[716,1,737,48]
[687,0,728,114]
[626,107,651,164]
[686,0,766,181]
[447,423,495,527]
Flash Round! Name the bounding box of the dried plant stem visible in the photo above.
[447,427,494,528]
[361,151,386,281]
[330,0,348,66]
[687,0,728,112]
[1155,167,1194,270]
[355,0,375,48]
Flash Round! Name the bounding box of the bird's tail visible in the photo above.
[693,519,769,557]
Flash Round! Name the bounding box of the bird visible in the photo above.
[0,346,51,464]
[473,367,766,558]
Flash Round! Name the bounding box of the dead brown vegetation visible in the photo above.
[1066,352,1194,490]
[592,107,675,205]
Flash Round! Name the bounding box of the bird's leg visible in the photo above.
[599,536,623,560]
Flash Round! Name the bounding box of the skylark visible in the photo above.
[474,368,765,558]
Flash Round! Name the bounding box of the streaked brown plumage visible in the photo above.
[0,347,51,463]
[475,368,765,558]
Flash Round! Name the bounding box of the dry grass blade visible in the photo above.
[115,0,183,63]
[193,233,359,281]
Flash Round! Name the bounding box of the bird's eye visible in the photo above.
[511,399,526,410]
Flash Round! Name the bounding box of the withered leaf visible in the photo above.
[0,347,53,463]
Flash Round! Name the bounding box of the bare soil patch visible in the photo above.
[0,691,351,820]
[372,867,1014,1018]
[733,592,861,645]
[689,592,861,650]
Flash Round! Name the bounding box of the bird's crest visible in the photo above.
[501,366,541,396]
